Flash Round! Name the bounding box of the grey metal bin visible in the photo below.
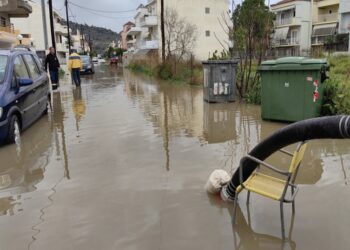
[202,60,238,103]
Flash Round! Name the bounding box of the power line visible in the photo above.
[71,6,134,20]
[69,1,136,14]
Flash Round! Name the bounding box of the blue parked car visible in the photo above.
[0,47,50,145]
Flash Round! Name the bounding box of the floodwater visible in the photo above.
[0,65,349,250]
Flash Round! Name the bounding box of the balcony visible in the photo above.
[56,43,68,52]
[0,0,32,18]
[140,15,158,27]
[273,38,300,47]
[140,40,159,50]
[0,23,17,46]
[127,27,142,36]
[127,38,136,45]
[274,17,301,27]
[55,24,69,35]
[316,13,339,23]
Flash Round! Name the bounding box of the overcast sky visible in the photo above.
[34,0,279,33]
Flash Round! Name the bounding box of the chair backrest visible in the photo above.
[288,142,308,174]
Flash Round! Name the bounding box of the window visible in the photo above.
[14,56,29,79]
[0,55,7,83]
[23,54,40,79]
[205,7,210,14]
[206,30,211,37]
[0,17,6,27]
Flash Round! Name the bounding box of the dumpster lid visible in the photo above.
[202,60,238,65]
[259,57,328,71]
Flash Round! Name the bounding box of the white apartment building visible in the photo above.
[271,0,312,57]
[339,0,350,34]
[128,0,230,61]
[71,28,90,54]
[11,0,71,63]
[0,0,32,48]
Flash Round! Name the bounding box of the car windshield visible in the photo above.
[0,55,8,83]
[81,56,90,63]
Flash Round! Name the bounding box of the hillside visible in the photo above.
[67,21,119,54]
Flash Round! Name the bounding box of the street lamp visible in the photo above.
[30,38,35,47]
[16,34,23,45]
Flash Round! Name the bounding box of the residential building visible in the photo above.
[271,0,312,57]
[71,28,90,54]
[339,0,350,34]
[127,3,158,55]
[127,0,230,61]
[311,0,340,47]
[0,0,32,48]
[119,21,135,50]
[11,0,71,63]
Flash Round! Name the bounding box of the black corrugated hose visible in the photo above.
[221,115,350,201]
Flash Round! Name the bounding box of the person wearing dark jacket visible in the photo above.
[45,47,60,89]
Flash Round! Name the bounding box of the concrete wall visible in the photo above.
[339,0,350,34]
[295,1,312,53]
[11,1,52,53]
[157,0,230,61]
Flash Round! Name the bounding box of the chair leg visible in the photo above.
[291,187,295,214]
[232,194,238,224]
[246,191,251,205]
[280,201,286,240]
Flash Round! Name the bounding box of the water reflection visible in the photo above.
[72,87,86,132]
[203,102,236,144]
[0,118,52,216]
[123,71,350,186]
[52,92,70,180]
[208,194,296,250]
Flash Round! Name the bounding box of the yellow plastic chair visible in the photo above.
[232,142,308,238]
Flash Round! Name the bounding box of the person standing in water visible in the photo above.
[45,47,60,90]
[68,50,82,87]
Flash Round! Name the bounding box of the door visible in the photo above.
[23,54,48,118]
[12,55,36,128]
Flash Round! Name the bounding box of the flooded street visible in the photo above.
[0,65,349,250]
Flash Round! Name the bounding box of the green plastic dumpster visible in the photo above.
[259,57,329,122]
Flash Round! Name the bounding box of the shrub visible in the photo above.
[244,79,261,105]
[322,56,350,115]
[157,63,173,80]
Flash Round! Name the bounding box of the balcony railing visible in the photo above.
[0,23,15,34]
[274,17,293,26]
[140,40,159,50]
[316,13,338,23]
[140,15,158,27]
[273,38,300,46]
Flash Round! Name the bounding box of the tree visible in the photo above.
[161,0,165,62]
[232,0,274,97]
[164,8,198,63]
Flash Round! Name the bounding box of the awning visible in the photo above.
[312,23,337,37]
[274,27,289,40]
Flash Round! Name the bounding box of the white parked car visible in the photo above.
[92,57,98,63]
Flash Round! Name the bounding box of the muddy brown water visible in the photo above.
[0,65,349,250]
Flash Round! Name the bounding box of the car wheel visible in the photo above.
[44,97,52,115]
[6,115,21,144]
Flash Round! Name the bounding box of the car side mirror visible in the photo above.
[18,78,33,86]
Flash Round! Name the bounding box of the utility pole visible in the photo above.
[41,0,48,49]
[160,0,165,62]
[65,0,72,54]
[81,24,85,53]
[48,0,56,50]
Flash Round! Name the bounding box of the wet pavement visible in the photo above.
[0,65,349,250]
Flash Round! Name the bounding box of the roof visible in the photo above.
[271,0,310,7]
[123,21,135,27]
